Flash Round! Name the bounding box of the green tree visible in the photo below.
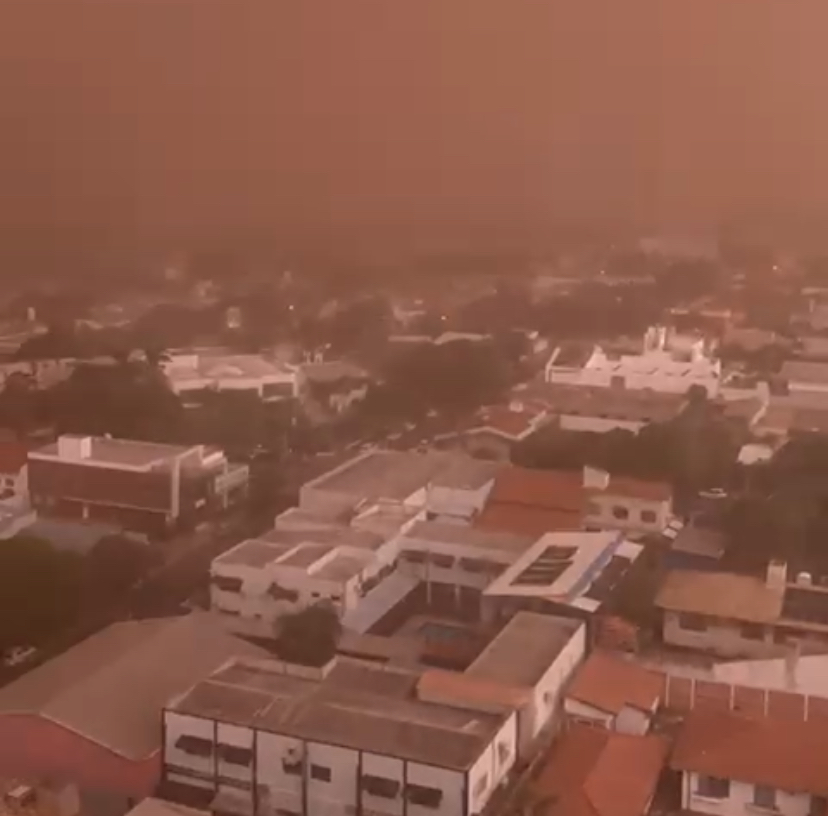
[0,536,83,652]
[85,535,161,603]
[276,602,341,667]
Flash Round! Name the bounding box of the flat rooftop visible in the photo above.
[305,450,491,501]
[465,612,582,687]
[32,436,195,468]
[169,657,505,770]
[484,531,643,612]
[402,521,535,556]
[166,353,291,382]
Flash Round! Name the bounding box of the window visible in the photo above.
[472,774,489,799]
[587,501,603,517]
[405,783,443,809]
[612,505,630,520]
[811,796,827,816]
[741,623,765,641]
[640,509,657,523]
[753,786,777,810]
[402,550,426,564]
[497,740,511,765]
[218,744,253,766]
[697,776,730,799]
[678,613,708,632]
[360,775,400,799]
[282,759,302,776]
[310,764,331,782]
[211,575,242,592]
[429,553,455,569]
[175,735,213,757]
[269,583,299,602]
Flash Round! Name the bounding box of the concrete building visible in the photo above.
[671,709,828,816]
[481,531,644,628]
[563,652,663,734]
[656,561,828,658]
[162,656,519,816]
[28,435,248,536]
[0,614,270,815]
[780,360,828,399]
[162,353,299,406]
[545,325,721,397]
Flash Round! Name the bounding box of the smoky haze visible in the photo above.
[0,0,827,260]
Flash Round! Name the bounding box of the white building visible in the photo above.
[545,325,721,397]
[163,656,519,816]
[671,708,828,816]
[163,353,299,405]
[780,360,828,399]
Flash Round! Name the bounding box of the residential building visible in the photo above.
[0,614,271,813]
[162,353,298,406]
[563,652,663,734]
[298,361,370,416]
[531,724,669,816]
[446,402,551,461]
[545,325,721,396]
[28,435,248,536]
[656,561,828,658]
[671,709,828,816]
[482,531,644,628]
[162,655,519,816]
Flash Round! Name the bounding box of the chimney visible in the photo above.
[56,435,92,460]
[583,466,610,491]
[766,559,788,590]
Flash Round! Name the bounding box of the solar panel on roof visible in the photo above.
[511,544,577,587]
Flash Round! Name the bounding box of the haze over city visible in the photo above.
[2,0,828,262]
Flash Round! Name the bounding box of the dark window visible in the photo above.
[678,613,708,632]
[310,765,331,783]
[360,775,400,799]
[175,735,213,757]
[212,575,242,592]
[269,583,299,602]
[402,550,426,564]
[282,759,302,776]
[218,744,253,766]
[811,796,828,816]
[277,810,301,816]
[262,382,295,399]
[640,509,657,523]
[459,557,500,574]
[697,776,730,799]
[429,553,454,569]
[611,505,629,520]
[741,623,765,641]
[753,786,776,810]
[406,784,443,809]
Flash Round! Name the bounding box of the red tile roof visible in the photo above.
[0,440,30,475]
[533,725,669,816]
[485,466,585,511]
[671,709,828,795]
[566,652,663,715]
[475,504,583,538]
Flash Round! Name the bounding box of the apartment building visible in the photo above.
[656,561,828,658]
[28,435,248,536]
[162,656,518,816]
[671,709,828,816]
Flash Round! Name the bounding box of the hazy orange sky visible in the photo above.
[0,0,827,257]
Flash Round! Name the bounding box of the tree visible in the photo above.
[85,535,161,603]
[0,536,83,652]
[275,602,341,667]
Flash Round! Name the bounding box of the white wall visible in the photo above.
[586,495,672,536]
[682,771,819,816]
[165,709,496,816]
[466,714,518,816]
[523,624,586,752]
[426,483,494,525]
[563,698,614,729]
[662,612,775,659]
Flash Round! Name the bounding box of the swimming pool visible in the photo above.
[418,621,468,642]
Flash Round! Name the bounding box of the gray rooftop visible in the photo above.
[170,657,505,769]
[214,539,296,569]
[465,612,582,687]
[402,521,534,555]
[0,612,269,759]
[32,436,196,468]
[429,457,502,490]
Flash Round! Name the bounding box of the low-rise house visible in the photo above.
[28,434,249,537]
[446,402,551,461]
[163,655,519,816]
[563,651,663,734]
[671,709,828,816]
[298,360,370,416]
[531,724,669,816]
[162,352,298,406]
[656,560,828,658]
